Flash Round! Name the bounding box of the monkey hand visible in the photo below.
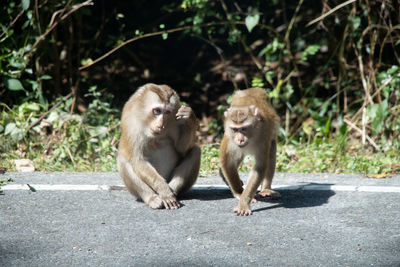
[159,193,181,210]
[176,106,193,120]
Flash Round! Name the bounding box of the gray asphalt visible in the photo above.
[1,172,400,266]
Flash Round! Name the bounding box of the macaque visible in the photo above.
[117,83,201,210]
[219,87,280,216]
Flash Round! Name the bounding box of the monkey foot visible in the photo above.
[161,196,181,210]
[257,189,281,199]
[233,206,253,216]
[148,194,181,210]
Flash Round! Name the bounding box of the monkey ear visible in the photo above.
[250,105,261,120]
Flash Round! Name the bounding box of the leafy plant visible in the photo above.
[0,177,14,194]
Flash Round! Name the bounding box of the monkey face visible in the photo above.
[142,88,179,137]
[224,107,258,148]
[149,105,174,136]
[230,125,251,148]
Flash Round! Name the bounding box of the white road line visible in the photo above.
[2,183,400,193]
[1,184,125,191]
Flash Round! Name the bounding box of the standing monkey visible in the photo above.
[219,88,280,216]
[117,83,201,210]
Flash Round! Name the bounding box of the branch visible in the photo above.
[307,0,357,27]
[26,0,93,63]
[352,76,394,120]
[0,10,25,40]
[79,21,278,71]
[219,0,262,70]
[283,0,305,89]
[343,118,380,151]
[28,92,73,130]
[79,22,225,71]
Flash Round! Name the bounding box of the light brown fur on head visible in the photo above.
[230,88,277,125]
[130,83,180,112]
[117,83,200,210]
[225,107,251,124]
[223,88,279,149]
[220,87,280,216]
[121,84,181,139]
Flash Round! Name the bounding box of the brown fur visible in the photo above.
[118,83,200,210]
[220,87,280,216]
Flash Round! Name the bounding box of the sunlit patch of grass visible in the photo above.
[276,139,399,175]
[199,144,220,176]
[2,134,398,175]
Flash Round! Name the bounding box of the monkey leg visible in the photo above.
[219,168,244,188]
[258,184,281,199]
[168,146,201,196]
[259,174,281,199]
[118,155,166,209]
[220,161,244,199]
[219,168,258,202]
[258,139,280,199]
[234,169,264,216]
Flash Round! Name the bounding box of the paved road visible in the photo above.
[1,172,400,266]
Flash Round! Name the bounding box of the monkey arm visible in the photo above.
[175,107,199,155]
[219,137,244,197]
[130,158,175,197]
[177,122,197,154]
[220,163,244,197]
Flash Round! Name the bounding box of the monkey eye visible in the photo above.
[165,110,171,115]
[153,108,162,115]
[231,127,247,133]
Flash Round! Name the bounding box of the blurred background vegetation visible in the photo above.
[0,0,399,174]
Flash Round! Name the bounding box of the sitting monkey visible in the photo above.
[117,83,200,209]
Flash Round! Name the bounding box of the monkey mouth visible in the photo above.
[237,143,247,148]
[150,129,164,136]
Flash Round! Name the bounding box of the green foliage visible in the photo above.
[199,144,219,175]
[0,89,119,172]
[245,13,260,33]
[366,65,400,136]
[0,177,14,194]
[199,138,399,175]
[1,1,34,96]
[1,0,399,174]
[251,77,264,88]
[301,44,321,61]
[5,78,25,91]
[277,131,400,175]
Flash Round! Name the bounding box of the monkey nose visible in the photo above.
[155,125,165,132]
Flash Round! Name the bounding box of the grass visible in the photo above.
[276,142,399,175]
[1,137,398,176]
[1,101,398,175]
[0,177,14,194]
[199,141,400,176]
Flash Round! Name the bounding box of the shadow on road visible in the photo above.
[252,183,336,213]
[182,188,234,201]
[183,183,336,213]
